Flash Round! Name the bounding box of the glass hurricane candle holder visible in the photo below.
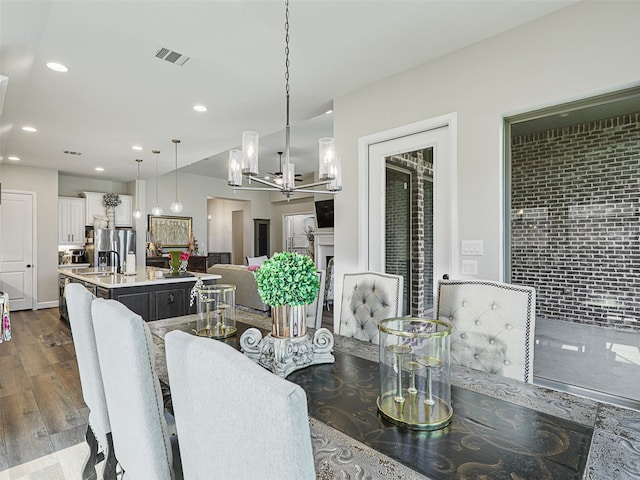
[377,318,453,431]
[196,284,237,339]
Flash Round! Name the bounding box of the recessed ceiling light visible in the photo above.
[8,156,20,161]
[22,126,38,132]
[95,167,104,172]
[132,145,143,151]
[193,105,207,112]
[46,62,69,72]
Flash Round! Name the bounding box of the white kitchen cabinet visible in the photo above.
[83,192,133,227]
[84,192,105,225]
[59,197,86,245]
[115,194,133,227]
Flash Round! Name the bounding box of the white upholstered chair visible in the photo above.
[306,270,326,329]
[339,272,404,343]
[65,283,117,480]
[91,299,181,479]
[165,330,315,480]
[436,279,536,383]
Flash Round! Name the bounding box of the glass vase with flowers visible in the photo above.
[169,251,190,275]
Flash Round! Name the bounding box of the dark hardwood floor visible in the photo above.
[0,308,86,470]
[0,305,335,472]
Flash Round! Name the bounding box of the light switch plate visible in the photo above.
[461,240,483,256]
[461,260,478,275]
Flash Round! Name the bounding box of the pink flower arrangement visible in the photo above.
[180,251,190,262]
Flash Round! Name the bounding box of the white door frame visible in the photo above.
[1,189,37,310]
[357,113,459,298]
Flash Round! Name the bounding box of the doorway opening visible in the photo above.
[283,213,314,256]
[505,85,640,407]
[207,197,250,264]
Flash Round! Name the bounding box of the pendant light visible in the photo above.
[151,149,163,216]
[132,159,143,219]
[227,0,341,199]
[170,139,183,213]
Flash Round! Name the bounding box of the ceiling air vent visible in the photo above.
[155,47,190,66]
[63,150,83,156]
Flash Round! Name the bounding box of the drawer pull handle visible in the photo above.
[168,294,175,304]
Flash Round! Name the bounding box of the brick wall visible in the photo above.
[511,113,640,331]
[385,149,434,316]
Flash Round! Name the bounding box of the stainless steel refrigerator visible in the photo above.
[86,228,136,271]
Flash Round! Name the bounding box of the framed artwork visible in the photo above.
[149,215,192,247]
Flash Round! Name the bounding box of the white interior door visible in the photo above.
[0,191,35,310]
[367,125,457,309]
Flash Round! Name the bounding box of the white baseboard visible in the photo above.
[37,301,59,310]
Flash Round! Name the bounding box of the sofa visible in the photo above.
[207,264,269,312]
[206,264,326,327]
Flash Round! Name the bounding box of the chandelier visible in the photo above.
[228,0,341,199]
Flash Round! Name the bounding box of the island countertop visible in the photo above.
[58,265,220,289]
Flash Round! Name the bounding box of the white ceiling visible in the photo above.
[0,0,577,183]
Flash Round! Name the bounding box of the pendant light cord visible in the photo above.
[284,0,291,187]
[153,150,160,207]
[173,139,180,201]
[135,159,142,210]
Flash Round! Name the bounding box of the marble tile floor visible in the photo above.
[0,442,87,480]
[0,442,125,480]
[534,316,640,410]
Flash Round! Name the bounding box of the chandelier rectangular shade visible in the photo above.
[319,137,336,181]
[228,149,243,187]
[241,131,259,175]
[283,162,296,190]
[327,157,342,192]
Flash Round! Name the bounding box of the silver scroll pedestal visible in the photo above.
[240,327,335,378]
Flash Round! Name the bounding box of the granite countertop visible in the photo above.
[57,265,220,289]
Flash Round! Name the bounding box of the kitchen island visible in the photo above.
[58,266,220,322]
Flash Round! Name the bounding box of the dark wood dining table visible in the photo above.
[148,310,640,480]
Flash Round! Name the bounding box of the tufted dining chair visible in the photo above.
[65,283,118,480]
[91,298,182,479]
[306,270,326,329]
[165,330,315,480]
[436,279,536,384]
[339,272,404,344]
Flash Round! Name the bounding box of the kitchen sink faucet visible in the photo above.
[103,250,121,274]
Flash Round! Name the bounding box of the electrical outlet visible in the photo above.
[461,260,478,275]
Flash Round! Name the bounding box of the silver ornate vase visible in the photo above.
[271,304,306,338]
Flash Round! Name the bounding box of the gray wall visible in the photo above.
[0,166,272,307]
[145,171,271,257]
[1,164,59,306]
[332,1,640,328]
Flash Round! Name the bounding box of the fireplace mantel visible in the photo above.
[314,232,334,272]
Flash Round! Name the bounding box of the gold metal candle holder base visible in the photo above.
[194,325,237,339]
[377,392,453,431]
